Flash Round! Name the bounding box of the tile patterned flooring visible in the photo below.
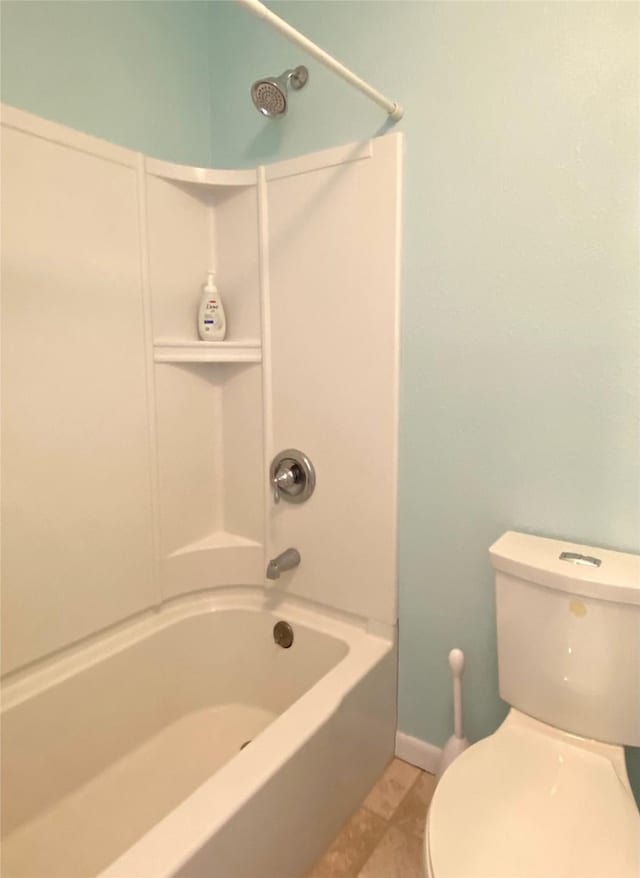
[306,759,437,878]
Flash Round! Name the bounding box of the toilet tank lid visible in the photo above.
[489,531,640,606]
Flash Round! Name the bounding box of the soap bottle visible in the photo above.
[198,271,226,341]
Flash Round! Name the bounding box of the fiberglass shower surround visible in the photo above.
[1,100,403,877]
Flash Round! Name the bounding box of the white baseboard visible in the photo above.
[395,731,442,774]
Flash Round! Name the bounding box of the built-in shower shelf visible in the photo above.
[145,156,256,188]
[168,532,262,556]
[162,531,265,596]
[154,339,262,364]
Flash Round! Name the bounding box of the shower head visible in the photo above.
[251,66,309,117]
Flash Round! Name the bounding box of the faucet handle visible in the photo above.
[269,450,315,505]
[271,464,297,504]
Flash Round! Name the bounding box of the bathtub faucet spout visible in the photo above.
[266,548,301,580]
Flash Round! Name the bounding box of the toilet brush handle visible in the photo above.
[449,648,465,739]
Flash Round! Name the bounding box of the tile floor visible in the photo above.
[306,758,437,878]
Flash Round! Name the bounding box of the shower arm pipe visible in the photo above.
[235,0,404,121]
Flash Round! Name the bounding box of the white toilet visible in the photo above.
[424,531,640,878]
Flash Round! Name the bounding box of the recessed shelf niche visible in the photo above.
[145,158,260,347]
[154,361,264,597]
[146,158,265,597]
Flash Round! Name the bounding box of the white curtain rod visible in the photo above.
[235,0,404,121]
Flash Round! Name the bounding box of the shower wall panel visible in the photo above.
[1,116,156,674]
[266,135,402,627]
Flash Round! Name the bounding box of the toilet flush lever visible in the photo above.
[270,449,315,505]
[559,551,601,568]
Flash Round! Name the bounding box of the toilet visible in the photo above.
[424,531,640,878]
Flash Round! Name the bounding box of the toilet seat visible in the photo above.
[426,710,640,878]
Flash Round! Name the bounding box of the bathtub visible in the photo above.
[1,590,396,878]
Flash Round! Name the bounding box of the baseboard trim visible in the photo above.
[395,731,442,774]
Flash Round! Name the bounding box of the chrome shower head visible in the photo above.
[251,66,309,117]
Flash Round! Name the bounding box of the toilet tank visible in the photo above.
[489,531,640,747]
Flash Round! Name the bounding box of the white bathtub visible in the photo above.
[1,590,396,878]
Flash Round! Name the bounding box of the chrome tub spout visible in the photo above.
[266,548,301,580]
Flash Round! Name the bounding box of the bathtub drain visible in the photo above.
[273,620,294,648]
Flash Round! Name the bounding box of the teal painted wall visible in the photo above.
[2,0,639,799]
[1,0,211,165]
